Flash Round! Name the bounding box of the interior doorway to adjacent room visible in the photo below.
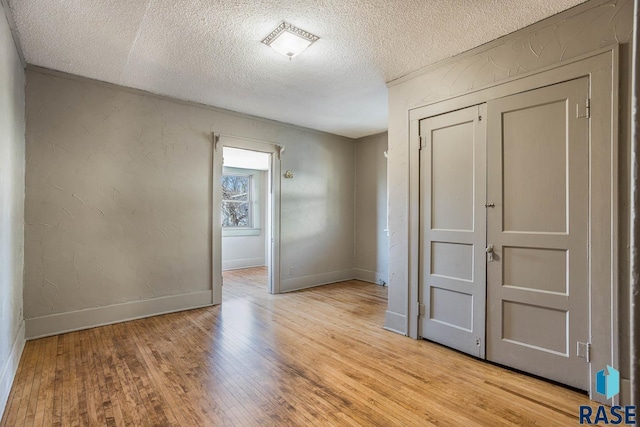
[213,134,282,302]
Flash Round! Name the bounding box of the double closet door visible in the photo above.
[418,77,590,390]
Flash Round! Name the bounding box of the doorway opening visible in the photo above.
[221,146,270,295]
[212,134,282,304]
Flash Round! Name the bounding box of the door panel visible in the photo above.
[419,105,486,358]
[431,121,475,231]
[503,247,567,294]
[431,242,473,280]
[502,100,568,233]
[486,77,589,390]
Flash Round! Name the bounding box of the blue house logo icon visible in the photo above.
[596,365,620,400]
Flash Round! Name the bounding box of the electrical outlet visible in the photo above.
[289,266,295,276]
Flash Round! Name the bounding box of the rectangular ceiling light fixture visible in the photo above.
[262,22,319,58]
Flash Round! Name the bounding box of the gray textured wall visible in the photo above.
[355,132,388,284]
[386,0,633,378]
[24,69,355,320]
[0,1,25,415]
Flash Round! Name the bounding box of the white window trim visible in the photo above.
[222,167,262,237]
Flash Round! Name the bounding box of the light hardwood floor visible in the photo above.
[2,267,598,426]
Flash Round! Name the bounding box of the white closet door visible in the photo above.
[486,77,590,390]
[419,105,487,358]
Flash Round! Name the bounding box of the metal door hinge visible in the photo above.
[576,99,590,119]
[577,342,591,362]
[417,302,425,316]
[419,136,426,149]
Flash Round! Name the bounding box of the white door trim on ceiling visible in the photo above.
[211,133,283,303]
[407,45,619,404]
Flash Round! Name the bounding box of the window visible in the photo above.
[222,174,252,227]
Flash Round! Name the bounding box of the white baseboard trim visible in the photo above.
[280,269,355,293]
[384,310,407,335]
[353,268,388,285]
[0,320,25,420]
[620,378,631,406]
[26,290,214,339]
[222,258,265,271]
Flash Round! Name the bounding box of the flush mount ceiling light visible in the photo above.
[262,22,319,59]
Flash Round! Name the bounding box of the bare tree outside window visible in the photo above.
[222,175,251,227]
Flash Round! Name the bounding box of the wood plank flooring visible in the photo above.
[2,267,599,426]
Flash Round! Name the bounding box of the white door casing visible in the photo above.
[212,133,282,303]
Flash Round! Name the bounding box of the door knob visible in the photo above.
[486,244,494,262]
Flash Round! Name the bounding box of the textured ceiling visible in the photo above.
[9,0,585,138]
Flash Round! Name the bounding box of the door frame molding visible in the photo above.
[211,133,282,304]
[407,46,619,403]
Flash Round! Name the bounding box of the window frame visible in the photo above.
[221,168,262,237]
[221,173,252,228]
